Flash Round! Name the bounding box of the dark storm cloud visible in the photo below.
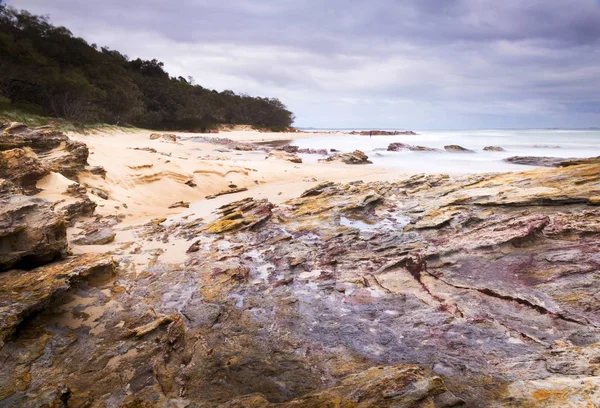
[7,0,600,128]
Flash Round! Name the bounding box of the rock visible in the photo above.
[206,187,249,200]
[71,227,116,245]
[275,145,299,153]
[88,166,107,178]
[217,365,459,407]
[0,123,90,182]
[45,139,89,180]
[444,144,475,153]
[388,142,440,152]
[162,134,177,142]
[4,163,600,406]
[0,181,68,271]
[505,156,600,168]
[297,148,329,155]
[0,148,49,192]
[483,146,505,152]
[168,201,190,209]
[204,197,273,233]
[234,144,257,151]
[90,187,109,200]
[266,151,302,163]
[59,197,97,225]
[0,122,68,152]
[149,133,161,140]
[319,150,372,164]
[185,179,197,187]
[0,254,115,348]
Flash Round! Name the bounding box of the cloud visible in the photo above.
[7,0,600,128]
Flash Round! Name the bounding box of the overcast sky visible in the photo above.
[7,0,600,129]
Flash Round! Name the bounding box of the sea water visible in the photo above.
[293,129,600,174]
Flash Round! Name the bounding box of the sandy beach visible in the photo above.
[55,128,395,222]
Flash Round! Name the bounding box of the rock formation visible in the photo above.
[443,145,475,153]
[483,145,505,151]
[266,151,302,163]
[505,155,600,167]
[1,130,600,406]
[388,142,440,152]
[320,150,372,164]
[0,180,68,271]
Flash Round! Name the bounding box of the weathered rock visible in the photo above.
[206,187,249,200]
[3,163,600,406]
[71,227,116,245]
[388,142,440,152]
[0,148,49,192]
[275,145,299,153]
[0,181,68,270]
[505,155,600,168]
[0,122,68,152]
[320,150,372,164]
[444,145,475,153]
[483,146,505,151]
[162,134,177,142]
[204,197,273,233]
[168,201,190,209]
[45,139,89,179]
[297,148,328,155]
[149,133,161,140]
[0,254,115,348]
[185,179,197,187]
[90,187,109,200]
[266,151,302,163]
[0,123,89,181]
[217,365,460,407]
[88,165,107,178]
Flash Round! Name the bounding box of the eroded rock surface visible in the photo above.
[0,180,68,271]
[320,149,372,164]
[1,163,600,406]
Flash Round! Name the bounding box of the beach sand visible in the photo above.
[34,127,399,261]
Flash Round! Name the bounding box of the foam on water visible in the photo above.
[294,129,600,174]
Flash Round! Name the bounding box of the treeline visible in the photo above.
[0,3,294,130]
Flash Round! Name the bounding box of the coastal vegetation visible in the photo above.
[0,2,295,131]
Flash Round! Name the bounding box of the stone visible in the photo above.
[3,162,600,406]
[0,254,115,348]
[88,166,107,178]
[388,142,440,152]
[162,134,177,142]
[185,179,197,187]
[0,182,68,271]
[444,144,475,153]
[0,122,68,152]
[71,227,116,245]
[206,187,249,200]
[0,148,49,192]
[168,201,190,209]
[505,156,600,168]
[149,133,161,140]
[266,151,302,163]
[319,150,372,164]
[483,146,505,152]
[45,139,89,180]
[90,187,109,200]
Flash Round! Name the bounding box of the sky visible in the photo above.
[7,0,600,129]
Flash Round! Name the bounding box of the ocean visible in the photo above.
[292,129,600,174]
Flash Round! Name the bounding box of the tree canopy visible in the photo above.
[0,3,295,130]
